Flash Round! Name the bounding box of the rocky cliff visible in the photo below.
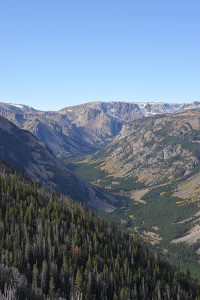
[90,110,200,186]
[0,101,199,159]
[0,116,114,211]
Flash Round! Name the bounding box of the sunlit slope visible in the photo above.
[90,110,200,185]
[0,101,200,159]
[71,110,200,277]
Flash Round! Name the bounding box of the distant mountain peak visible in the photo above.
[0,102,36,112]
[0,100,200,159]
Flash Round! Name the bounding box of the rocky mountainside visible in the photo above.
[1,102,200,276]
[71,110,200,277]
[90,110,200,186]
[0,116,114,211]
[60,101,200,121]
[0,101,200,159]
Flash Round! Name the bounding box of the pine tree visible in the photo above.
[32,264,38,295]
[41,260,48,294]
[74,269,83,300]
[48,276,55,299]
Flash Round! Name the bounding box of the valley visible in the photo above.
[70,155,200,278]
[66,109,200,278]
[2,1,200,297]
[0,101,200,280]
[0,116,116,212]
[0,161,198,299]
[0,101,200,159]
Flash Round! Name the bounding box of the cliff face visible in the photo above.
[1,102,200,274]
[90,110,200,185]
[0,101,199,159]
[0,116,115,211]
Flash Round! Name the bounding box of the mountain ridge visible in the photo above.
[70,109,200,276]
[0,116,115,211]
[0,101,200,159]
[1,102,200,277]
[89,109,200,185]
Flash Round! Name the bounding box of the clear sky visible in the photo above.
[0,0,199,111]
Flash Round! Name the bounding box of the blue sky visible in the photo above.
[0,0,199,111]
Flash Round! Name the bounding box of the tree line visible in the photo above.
[0,161,199,299]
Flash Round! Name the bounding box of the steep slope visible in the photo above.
[0,103,95,159]
[0,102,123,159]
[0,161,199,299]
[0,101,200,159]
[72,110,200,276]
[0,116,114,211]
[90,110,200,186]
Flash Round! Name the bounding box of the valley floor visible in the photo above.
[68,155,200,279]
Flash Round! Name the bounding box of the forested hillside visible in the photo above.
[0,161,199,299]
[72,110,200,277]
[0,115,114,211]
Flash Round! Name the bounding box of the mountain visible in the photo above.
[0,161,199,299]
[0,116,115,211]
[59,101,200,122]
[0,101,200,159]
[90,109,200,185]
[71,110,200,278]
[1,101,200,276]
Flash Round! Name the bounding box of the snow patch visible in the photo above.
[10,104,24,108]
[138,103,146,109]
[8,103,34,111]
[106,108,115,117]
